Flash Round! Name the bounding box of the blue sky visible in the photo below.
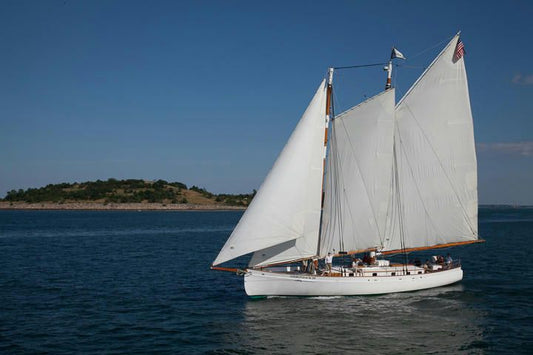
[1,0,532,205]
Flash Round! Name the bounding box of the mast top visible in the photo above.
[385,47,406,90]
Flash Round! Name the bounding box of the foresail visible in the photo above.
[213,81,327,266]
[386,35,478,251]
[320,89,396,256]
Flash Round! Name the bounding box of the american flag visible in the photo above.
[454,39,465,62]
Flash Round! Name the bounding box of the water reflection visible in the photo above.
[240,284,486,354]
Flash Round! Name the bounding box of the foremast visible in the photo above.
[316,68,334,258]
[324,68,334,191]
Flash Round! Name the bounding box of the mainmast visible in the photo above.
[384,59,393,90]
[385,47,406,90]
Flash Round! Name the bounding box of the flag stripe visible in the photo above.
[454,39,465,61]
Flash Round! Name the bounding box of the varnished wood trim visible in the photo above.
[381,240,485,255]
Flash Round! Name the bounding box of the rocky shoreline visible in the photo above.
[0,201,246,211]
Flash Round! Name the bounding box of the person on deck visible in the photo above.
[362,253,370,265]
[301,259,308,273]
[324,252,333,275]
[369,252,376,265]
[424,259,431,271]
[445,253,453,267]
[352,257,362,268]
[311,257,318,275]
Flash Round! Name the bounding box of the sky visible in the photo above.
[0,0,532,205]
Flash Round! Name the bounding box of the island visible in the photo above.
[0,179,254,211]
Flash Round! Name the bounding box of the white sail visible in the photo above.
[213,81,327,266]
[248,237,306,267]
[385,35,478,251]
[320,89,396,255]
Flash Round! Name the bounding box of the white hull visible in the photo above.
[244,267,463,297]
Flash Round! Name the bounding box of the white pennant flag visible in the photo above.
[391,47,406,60]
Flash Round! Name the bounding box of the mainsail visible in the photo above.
[213,81,327,266]
[385,34,478,252]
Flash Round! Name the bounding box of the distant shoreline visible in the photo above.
[0,201,246,211]
[1,202,530,211]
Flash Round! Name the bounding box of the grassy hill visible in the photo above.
[2,179,255,207]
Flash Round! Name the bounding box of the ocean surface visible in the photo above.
[0,207,531,354]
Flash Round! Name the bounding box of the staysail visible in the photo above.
[320,89,396,256]
[212,80,327,266]
[384,34,478,251]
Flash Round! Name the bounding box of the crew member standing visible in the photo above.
[325,252,333,275]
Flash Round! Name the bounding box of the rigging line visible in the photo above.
[322,123,334,254]
[396,36,458,108]
[387,171,400,249]
[331,86,336,119]
[395,64,427,69]
[331,70,344,114]
[393,142,409,272]
[407,35,454,61]
[336,141,346,253]
[330,90,346,254]
[322,148,333,255]
[403,103,477,236]
[393,66,401,104]
[331,70,356,115]
[333,62,387,70]
[383,135,398,250]
[333,123,348,254]
[330,121,345,254]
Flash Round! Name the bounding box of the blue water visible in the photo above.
[0,208,531,354]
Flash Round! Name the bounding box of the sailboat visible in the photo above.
[212,33,483,297]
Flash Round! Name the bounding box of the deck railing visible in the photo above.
[263,259,462,277]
